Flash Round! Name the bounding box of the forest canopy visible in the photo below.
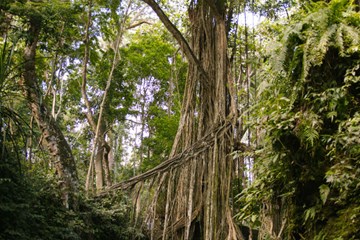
[0,0,359,239]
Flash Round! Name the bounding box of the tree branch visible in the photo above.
[126,20,151,30]
[142,0,208,79]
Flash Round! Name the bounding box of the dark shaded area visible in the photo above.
[0,160,146,240]
[240,226,259,240]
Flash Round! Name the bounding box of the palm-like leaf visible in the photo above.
[0,27,28,166]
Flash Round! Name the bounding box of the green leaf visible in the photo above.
[304,207,316,221]
[319,184,330,205]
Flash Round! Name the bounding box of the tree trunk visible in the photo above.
[94,139,104,190]
[82,0,112,192]
[143,0,241,239]
[84,0,136,193]
[19,18,78,209]
[89,123,112,192]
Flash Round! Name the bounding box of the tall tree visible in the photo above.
[13,1,79,209]
[113,0,242,238]
[82,0,144,192]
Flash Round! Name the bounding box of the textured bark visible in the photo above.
[98,123,112,188]
[19,18,78,209]
[94,139,104,190]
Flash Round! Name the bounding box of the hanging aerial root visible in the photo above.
[155,204,202,240]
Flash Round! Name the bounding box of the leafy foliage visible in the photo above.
[121,27,186,172]
[0,161,144,240]
[0,1,147,238]
[237,0,360,239]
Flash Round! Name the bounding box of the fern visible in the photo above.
[247,1,360,238]
[344,62,360,85]
[336,23,346,56]
[314,24,335,64]
[294,110,322,149]
[342,24,360,55]
[279,0,360,82]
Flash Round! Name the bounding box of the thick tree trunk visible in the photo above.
[143,0,241,239]
[19,19,78,209]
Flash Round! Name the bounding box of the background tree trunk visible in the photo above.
[82,0,113,193]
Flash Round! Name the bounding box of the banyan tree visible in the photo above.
[111,0,245,239]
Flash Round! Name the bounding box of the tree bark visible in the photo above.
[19,18,78,209]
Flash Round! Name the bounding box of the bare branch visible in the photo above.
[126,20,151,30]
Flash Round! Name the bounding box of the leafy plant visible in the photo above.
[237,0,360,238]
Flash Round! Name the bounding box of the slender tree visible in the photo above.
[83,0,142,193]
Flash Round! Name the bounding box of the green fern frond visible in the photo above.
[344,10,360,26]
[342,24,360,55]
[335,23,345,56]
[317,25,336,60]
[302,41,309,82]
[279,0,360,82]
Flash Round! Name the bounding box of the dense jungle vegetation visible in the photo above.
[0,0,359,239]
